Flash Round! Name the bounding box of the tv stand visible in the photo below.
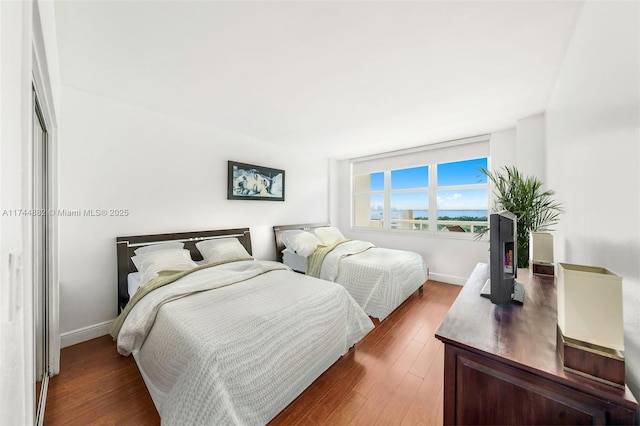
[436,264,638,425]
[480,279,525,304]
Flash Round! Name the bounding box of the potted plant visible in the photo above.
[478,166,563,268]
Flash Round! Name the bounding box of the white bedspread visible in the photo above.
[115,260,373,425]
[319,241,428,320]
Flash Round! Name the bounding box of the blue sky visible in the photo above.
[369,158,488,211]
[437,158,487,186]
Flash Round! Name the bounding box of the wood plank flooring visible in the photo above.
[44,280,460,425]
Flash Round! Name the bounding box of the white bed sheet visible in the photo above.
[127,272,141,298]
[318,240,429,320]
[282,248,307,273]
[116,260,373,425]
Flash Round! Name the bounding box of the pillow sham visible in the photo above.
[286,231,322,257]
[131,249,198,285]
[127,272,142,297]
[279,230,305,250]
[196,238,253,264]
[314,226,345,245]
[134,242,185,256]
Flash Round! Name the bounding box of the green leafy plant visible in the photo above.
[477,166,563,268]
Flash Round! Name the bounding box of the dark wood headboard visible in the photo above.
[116,228,252,313]
[272,223,330,263]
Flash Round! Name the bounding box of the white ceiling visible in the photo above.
[54,0,583,159]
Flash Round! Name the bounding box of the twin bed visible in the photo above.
[111,228,374,425]
[273,223,429,320]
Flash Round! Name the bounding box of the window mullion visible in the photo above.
[384,171,391,230]
[429,165,437,233]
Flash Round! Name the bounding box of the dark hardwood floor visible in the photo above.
[44,280,461,425]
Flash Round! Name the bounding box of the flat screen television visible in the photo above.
[481,210,524,304]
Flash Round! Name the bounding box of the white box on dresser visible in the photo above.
[557,262,624,351]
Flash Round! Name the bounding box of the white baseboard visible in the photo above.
[60,320,113,348]
[428,272,466,286]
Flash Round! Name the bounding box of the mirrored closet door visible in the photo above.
[33,85,50,425]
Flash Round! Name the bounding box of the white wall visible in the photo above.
[516,113,546,181]
[58,86,329,342]
[490,114,546,183]
[546,0,639,398]
[489,127,516,172]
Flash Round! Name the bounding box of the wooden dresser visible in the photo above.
[435,264,638,425]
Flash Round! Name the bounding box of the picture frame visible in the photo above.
[227,161,285,201]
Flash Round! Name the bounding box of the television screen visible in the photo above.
[481,210,524,305]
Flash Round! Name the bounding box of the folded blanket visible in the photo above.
[307,239,354,277]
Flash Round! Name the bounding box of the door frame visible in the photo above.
[31,2,59,424]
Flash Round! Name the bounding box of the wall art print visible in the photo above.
[227,161,285,201]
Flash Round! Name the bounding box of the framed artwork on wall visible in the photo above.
[227,161,285,201]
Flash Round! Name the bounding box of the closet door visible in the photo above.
[33,86,49,425]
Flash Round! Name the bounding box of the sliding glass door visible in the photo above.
[32,85,49,425]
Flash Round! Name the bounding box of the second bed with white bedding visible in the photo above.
[311,240,428,320]
[274,224,429,321]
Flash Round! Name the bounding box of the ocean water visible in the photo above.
[370,210,488,219]
[437,210,487,218]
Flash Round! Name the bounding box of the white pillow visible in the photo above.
[196,238,252,264]
[314,226,345,245]
[127,272,142,297]
[131,249,197,285]
[134,242,185,256]
[286,232,322,257]
[279,230,305,249]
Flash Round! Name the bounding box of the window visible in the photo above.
[390,166,429,230]
[436,158,488,233]
[354,167,430,231]
[351,136,489,235]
